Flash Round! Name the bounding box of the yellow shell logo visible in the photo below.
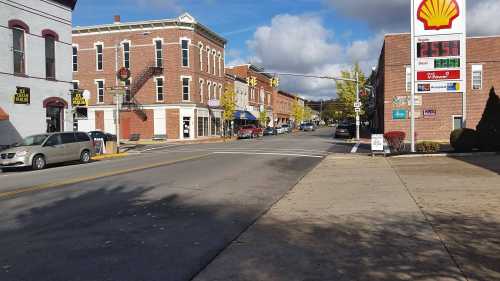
[417,0,460,30]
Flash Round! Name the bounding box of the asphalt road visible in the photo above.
[0,128,357,281]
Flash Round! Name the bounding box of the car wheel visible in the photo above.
[32,155,46,170]
[80,150,91,164]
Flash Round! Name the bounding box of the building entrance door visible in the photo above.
[183,117,191,138]
[46,106,63,133]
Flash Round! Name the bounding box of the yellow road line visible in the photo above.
[0,153,212,200]
[91,153,129,160]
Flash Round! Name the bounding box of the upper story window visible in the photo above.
[182,77,191,101]
[206,47,211,73]
[12,27,26,75]
[44,35,56,80]
[198,42,203,71]
[212,50,216,75]
[96,80,105,103]
[207,81,212,100]
[405,66,411,92]
[472,64,483,90]
[156,77,164,101]
[122,41,130,69]
[218,84,222,100]
[72,46,78,72]
[96,43,103,71]
[259,88,265,104]
[155,40,163,68]
[199,79,204,103]
[72,81,79,90]
[124,79,131,103]
[181,39,189,67]
[218,53,222,77]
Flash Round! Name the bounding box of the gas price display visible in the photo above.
[417,40,460,58]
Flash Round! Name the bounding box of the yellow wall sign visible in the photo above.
[14,87,30,104]
[71,90,88,107]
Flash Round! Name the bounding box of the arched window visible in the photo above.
[9,20,29,75]
[43,31,57,79]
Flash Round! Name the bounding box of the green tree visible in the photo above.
[303,106,313,122]
[336,63,367,119]
[292,99,304,125]
[221,85,236,139]
[258,111,268,128]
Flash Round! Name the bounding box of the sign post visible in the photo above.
[411,0,466,152]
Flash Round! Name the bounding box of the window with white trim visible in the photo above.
[124,79,131,102]
[72,46,78,72]
[206,47,211,73]
[96,43,103,70]
[156,77,164,101]
[12,27,26,75]
[212,50,216,75]
[213,83,217,99]
[472,64,483,90]
[405,66,411,92]
[218,53,222,77]
[182,77,190,101]
[207,81,212,100]
[44,34,56,79]
[453,116,463,130]
[218,84,222,100]
[72,81,79,90]
[198,42,203,70]
[199,79,204,103]
[96,80,104,103]
[181,39,189,67]
[122,41,130,69]
[154,39,163,68]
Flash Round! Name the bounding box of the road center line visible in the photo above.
[212,151,324,158]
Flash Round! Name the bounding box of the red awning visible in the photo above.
[0,107,9,121]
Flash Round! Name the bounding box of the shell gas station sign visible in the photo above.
[412,0,466,94]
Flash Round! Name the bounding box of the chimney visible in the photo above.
[114,15,121,24]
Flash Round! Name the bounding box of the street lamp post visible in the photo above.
[355,72,360,141]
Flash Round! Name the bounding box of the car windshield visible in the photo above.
[282,125,289,127]
[17,134,49,147]
[242,126,254,129]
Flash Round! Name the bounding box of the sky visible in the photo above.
[72,0,500,100]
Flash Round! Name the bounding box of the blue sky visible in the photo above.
[72,0,500,99]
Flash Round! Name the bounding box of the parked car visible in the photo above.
[263,127,276,136]
[89,131,116,143]
[275,126,285,135]
[281,124,291,133]
[302,123,316,132]
[237,125,263,139]
[335,123,355,139]
[0,132,95,171]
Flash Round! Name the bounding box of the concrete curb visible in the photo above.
[390,151,498,158]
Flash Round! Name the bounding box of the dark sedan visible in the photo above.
[335,124,355,138]
[263,127,276,136]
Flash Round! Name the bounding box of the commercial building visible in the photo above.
[372,33,500,141]
[72,13,226,141]
[227,64,275,127]
[0,0,77,146]
[273,91,295,126]
[224,72,255,128]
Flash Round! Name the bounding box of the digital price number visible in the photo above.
[434,58,460,68]
[417,40,460,58]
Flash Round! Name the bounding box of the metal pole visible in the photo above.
[355,72,360,141]
[115,95,120,154]
[410,1,416,153]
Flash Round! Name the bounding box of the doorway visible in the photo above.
[183,117,191,138]
[46,106,63,133]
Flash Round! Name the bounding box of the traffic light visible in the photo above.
[270,77,280,88]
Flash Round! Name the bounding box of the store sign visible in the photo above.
[412,0,466,94]
[14,87,30,104]
[117,67,131,82]
[208,99,220,108]
[371,134,384,152]
[392,109,407,120]
[423,109,437,117]
[393,96,408,106]
[71,90,87,107]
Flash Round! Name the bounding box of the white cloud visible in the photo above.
[468,0,500,36]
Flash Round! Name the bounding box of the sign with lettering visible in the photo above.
[423,109,437,117]
[371,134,384,152]
[392,109,407,120]
[417,82,461,93]
[14,87,30,104]
[71,90,87,107]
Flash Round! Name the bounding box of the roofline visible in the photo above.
[278,90,298,99]
[73,16,226,44]
[384,32,500,40]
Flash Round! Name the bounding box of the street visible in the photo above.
[0,128,353,281]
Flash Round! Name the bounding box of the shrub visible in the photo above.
[384,131,406,152]
[450,128,479,152]
[476,88,500,152]
[416,141,441,153]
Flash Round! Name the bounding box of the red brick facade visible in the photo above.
[230,65,274,111]
[374,34,500,141]
[273,91,296,124]
[73,13,226,140]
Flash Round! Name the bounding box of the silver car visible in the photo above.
[0,132,95,171]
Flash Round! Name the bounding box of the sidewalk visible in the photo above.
[194,154,500,281]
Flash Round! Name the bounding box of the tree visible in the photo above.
[258,111,268,128]
[476,87,500,151]
[292,99,304,126]
[221,85,236,139]
[303,106,313,122]
[321,100,345,123]
[335,63,367,119]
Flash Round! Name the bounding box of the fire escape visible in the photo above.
[122,62,163,121]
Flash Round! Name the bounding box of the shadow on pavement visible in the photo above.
[450,155,500,175]
[195,213,500,281]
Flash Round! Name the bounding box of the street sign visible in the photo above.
[355,107,361,113]
[354,102,362,108]
[14,87,30,105]
[208,99,220,108]
[371,134,384,152]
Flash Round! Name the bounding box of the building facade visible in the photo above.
[228,64,275,126]
[73,13,226,141]
[0,0,77,146]
[273,91,295,125]
[373,33,500,141]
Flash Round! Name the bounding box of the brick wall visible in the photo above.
[378,34,500,141]
[120,110,154,139]
[166,109,179,139]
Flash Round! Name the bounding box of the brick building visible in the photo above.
[273,91,296,125]
[373,33,500,141]
[227,64,275,126]
[72,13,226,141]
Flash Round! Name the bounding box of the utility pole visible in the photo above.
[355,72,360,141]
